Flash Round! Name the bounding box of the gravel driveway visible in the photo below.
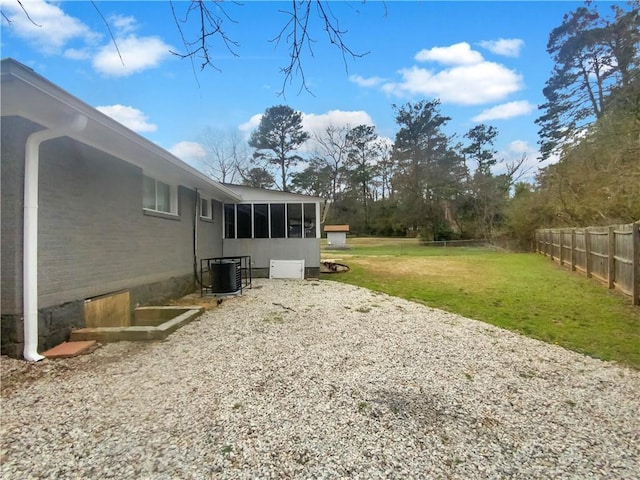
[1,279,639,479]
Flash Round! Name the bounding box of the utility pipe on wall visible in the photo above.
[23,115,88,361]
[193,188,201,286]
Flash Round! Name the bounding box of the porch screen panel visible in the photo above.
[237,204,252,238]
[270,204,285,238]
[303,203,316,238]
[254,204,269,238]
[224,204,236,239]
[287,203,302,238]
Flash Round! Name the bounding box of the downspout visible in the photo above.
[193,189,202,287]
[23,115,88,361]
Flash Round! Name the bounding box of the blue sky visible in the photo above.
[1,0,610,180]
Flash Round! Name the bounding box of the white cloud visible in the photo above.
[504,140,536,159]
[238,113,263,134]
[302,110,374,133]
[110,15,137,34]
[301,110,375,153]
[239,109,378,153]
[63,47,92,61]
[349,74,386,87]
[1,1,172,76]
[241,110,374,137]
[0,0,100,54]
[383,62,523,105]
[415,42,483,66]
[472,100,534,121]
[493,140,559,182]
[354,43,524,106]
[479,38,524,57]
[93,34,173,76]
[96,104,157,132]
[169,141,207,163]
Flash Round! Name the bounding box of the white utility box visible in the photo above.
[269,259,305,279]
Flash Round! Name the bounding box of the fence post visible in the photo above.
[608,226,615,289]
[548,230,553,260]
[633,222,640,306]
[570,228,576,271]
[585,227,592,278]
[559,229,564,266]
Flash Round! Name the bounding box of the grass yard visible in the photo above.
[322,237,640,369]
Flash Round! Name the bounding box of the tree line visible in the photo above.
[199,101,526,242]
[196,1,639,248]
[505,1,639,248]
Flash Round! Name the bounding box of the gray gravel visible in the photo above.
[1,279,639,479]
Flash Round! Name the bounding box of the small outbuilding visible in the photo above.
[324,225,350,248]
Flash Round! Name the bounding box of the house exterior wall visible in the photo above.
[222,238,321,278]
[0,116,31,316]
[196,200,224,280]
[0,115,223,356]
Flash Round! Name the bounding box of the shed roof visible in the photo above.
[324,225,350,232]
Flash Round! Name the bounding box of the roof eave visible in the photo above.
[1,58,243,203]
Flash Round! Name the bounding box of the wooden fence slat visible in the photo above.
[608,226,615,289]
[633,222,640,306]
[570,229,576,271]
[585,228,592,278]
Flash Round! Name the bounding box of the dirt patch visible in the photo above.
[354,256,475,279]
[1,355,75,398]
[342,237,420,247]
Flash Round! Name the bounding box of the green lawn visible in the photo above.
[322,239,640,369]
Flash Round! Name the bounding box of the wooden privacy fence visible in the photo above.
[535,222,640,305]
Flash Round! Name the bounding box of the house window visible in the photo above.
[224,204,235,238]
[143,175,175,214]
[200,197,212,219]
[237,204,252,238]
[287,204,302,238]
[304,203,317,238]
[270,204,286,238]
[254,204,269,238]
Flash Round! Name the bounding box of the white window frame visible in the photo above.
[200,197,212,220]
[143,174,178,215]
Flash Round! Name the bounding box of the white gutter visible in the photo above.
[23,115,88,361]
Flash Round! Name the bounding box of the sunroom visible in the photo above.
[219,185,323,279]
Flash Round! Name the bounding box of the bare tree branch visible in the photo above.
[504,153,532,187]
[15,0,41,26]
[169,0,240,72]
[271,1,369,96]
[5,0,372,95]
[169,0,201,88]
[90,1,124,68]
[198,127,249,183]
